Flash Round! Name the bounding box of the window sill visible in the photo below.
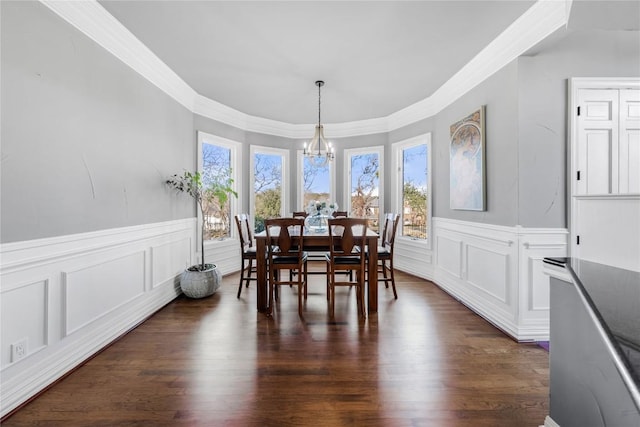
[396,236,431,251]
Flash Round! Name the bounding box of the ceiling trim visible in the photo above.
[387,0,572,131]
[40,0,570,139]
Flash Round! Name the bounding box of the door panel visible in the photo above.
[577,89,619,194]
[619,89,640,193]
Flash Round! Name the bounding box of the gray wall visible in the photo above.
[1,2,195,243]
[3,2,638,243]
[389,27,639,229]
[390,62,520,227]
[517,29,640,228]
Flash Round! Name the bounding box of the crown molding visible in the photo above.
[39,0,570,138]
[387,0,571,131]
[40,0,198,112]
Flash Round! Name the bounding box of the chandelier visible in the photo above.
[303,80,335,166]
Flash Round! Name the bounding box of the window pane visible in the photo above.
[202,143,232,239]
[350,153,380,233]
[254,153,283,232]
[402,144,428,239]
[302,157,331,208]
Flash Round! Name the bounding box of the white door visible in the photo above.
[576,88,619,195]
[619,89,640,194]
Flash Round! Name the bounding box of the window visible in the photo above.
[345,147,384,233]
[298,152,335,210]
[198,131,241,241]
[392,134,431,242]
[250,146,289,232]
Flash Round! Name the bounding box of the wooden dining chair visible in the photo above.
[292,211,308,219]
[264,218,308,318]
[325,217,368,318]
[375,213,400,299]
[332,211,348,218]
[235,214,257,298]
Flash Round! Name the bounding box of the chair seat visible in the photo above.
[362,246,391,258]
[273,252,308,264]
[242,247,258,258]
[324,253,362,265]
[377,248,391,258]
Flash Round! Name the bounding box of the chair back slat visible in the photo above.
[264,218,304,258]
[235,213,253,250]
[328,218,367,256]
[382,213,400,250]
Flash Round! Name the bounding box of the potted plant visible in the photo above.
[166,170,238,298]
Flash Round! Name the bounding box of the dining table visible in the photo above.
[254,227,380,314]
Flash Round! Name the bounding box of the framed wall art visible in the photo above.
[449,106,486,211]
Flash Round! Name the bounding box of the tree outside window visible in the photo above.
[350,153,380,233]
[254,153,283,232]
[202,143,233,239]
[401,144,428,239]
[302,157,331,207]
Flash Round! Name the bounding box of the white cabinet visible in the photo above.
[570,79,640,272]
[576,88,640,195]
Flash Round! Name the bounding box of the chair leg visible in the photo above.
[357,271,366,318]
[237,258,246,298]
[298,274,304,319]
[326,262,330,301]
[247,259,254,287]
[329,269,335,318]
[268,269,275,316]
[389,259,398,299]
[381,260,389,288]
[303,263,308,300]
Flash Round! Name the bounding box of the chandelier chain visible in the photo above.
[318,81,321,126]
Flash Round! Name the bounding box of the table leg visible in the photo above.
[367,235,378,313]
[256,238,267,312]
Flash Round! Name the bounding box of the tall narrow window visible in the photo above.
[299,155,333,210]
[346,147,384,233]
[251,146,289,232]
[393,134,431,242]
[198,132,240,241]
[402,145,428,239]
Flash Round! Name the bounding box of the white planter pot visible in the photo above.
[180,264,221,298]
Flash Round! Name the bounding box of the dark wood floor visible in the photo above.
[3,266,549,426]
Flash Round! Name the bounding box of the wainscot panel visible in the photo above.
[0,218,196,418]
[393,238,434,280]
[432,218,568,342]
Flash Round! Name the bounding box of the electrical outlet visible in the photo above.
[11,338,28,363]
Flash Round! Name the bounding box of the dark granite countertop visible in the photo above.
[544,257,640,390]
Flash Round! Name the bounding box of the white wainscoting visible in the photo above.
[393,237,434,279]
[431,218,568,342]
[0,218,197,418]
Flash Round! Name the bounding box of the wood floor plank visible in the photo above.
[3,267,549,426]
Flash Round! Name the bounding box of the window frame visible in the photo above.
[197,131,242,244]
[249,144,290,228]
[344,146,384,230]
[391,133,432,247]
[297,149,336,212]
